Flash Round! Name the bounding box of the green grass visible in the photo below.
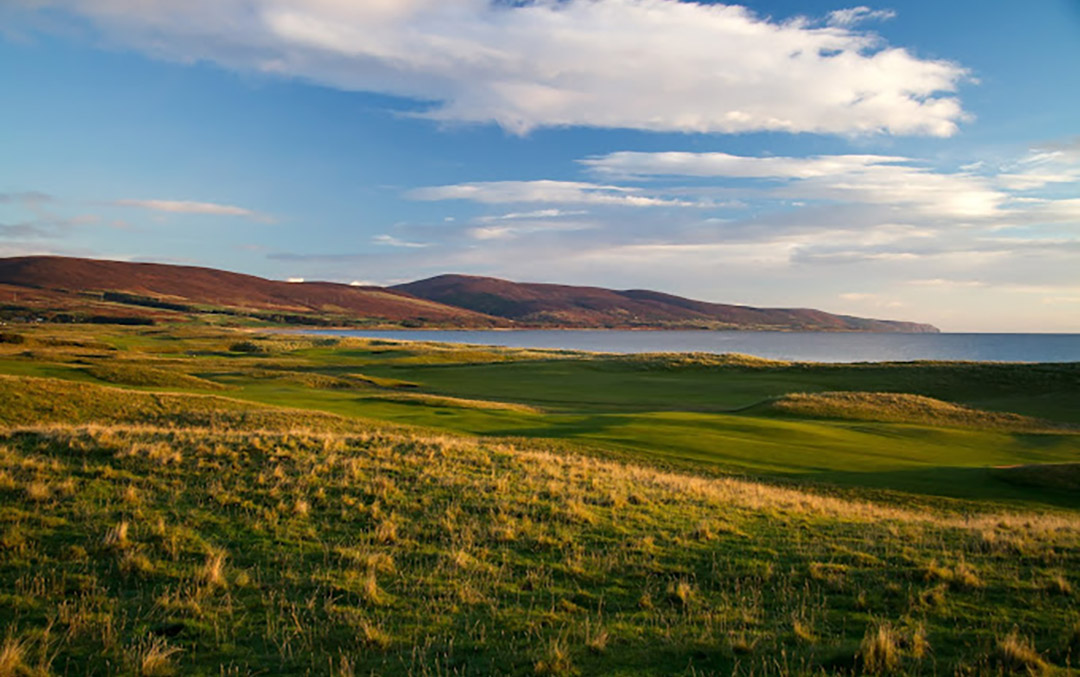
[762,391,1066,431]
[3,324,1079,507]
[2,390,1080,675]
[1,323,1080,674]
[84,362,230,391]
[345,356,1080,423]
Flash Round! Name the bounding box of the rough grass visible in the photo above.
[766,391,1065,431]
[0,374,382,434]
[233,368,370,390]
[2,414,1079,675]
[85,363,229,391]
[348,372,420,389]
[363,391,544,414]
[993,462,1080,492]
[612,352,793,369]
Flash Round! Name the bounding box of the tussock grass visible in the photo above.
[859,623,901,674]
[995,629,1048,674]
[128,635,182,676]
[0,636,27,677]
[767,390,1064,430]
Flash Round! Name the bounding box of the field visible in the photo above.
[0,324,1078,675]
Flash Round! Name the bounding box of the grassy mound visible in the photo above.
[363,391,543,413]
[348,372,421,389]
[993,463,1080,492]
[86,363,229,391]
[0,374,376,433]
[765,391,1062,431]
[234,368,371,390]
[614,352,792,369]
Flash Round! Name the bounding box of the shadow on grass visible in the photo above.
[481,414,636,439]
[809,465,1080,509]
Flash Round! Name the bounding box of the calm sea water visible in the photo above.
[301,329,1080,363]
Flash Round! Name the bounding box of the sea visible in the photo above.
[298,329,1080,363]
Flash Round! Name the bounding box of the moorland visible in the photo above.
[0,322,1078,675]
[0,256,937,332]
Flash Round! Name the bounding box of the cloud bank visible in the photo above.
[583,151,1008,218]
[9,0,968,135]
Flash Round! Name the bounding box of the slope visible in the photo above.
[0,256,503,326]
[394,274,939,332]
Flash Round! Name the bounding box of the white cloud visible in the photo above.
[372,234,430,248]
[408,180,698,207]
[10,0,968,136]
[583,151,909,179]
[826,7,897,27]
[838,292,878,301]
[995,148,1080,191]
[476,209,588,223]
[907,278,986,288]
[114,199,270,220]
[584,151,1007,218]
[468,219,596,241]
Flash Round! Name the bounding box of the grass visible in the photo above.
[2,415,1080,674]
[0,323,1079,673]
[763,391,1066,431]
[3,325,1079,507]
[85,363,229,391]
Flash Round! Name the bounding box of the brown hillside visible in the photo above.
[393,274,939,332]
[0,256,502,326]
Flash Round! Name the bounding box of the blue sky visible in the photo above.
[1,0,1078,331]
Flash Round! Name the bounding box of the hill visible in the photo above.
[0,256,503,327]
[0,256,939,331]
[394,274,939,332]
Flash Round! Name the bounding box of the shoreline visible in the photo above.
[271,327,1080,364]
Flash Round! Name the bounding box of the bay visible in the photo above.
[299,329,1080,363]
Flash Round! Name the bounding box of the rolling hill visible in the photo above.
[394,274,939,332]
[0,256,938,331]
[0,256,503,326]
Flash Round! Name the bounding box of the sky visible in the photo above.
[1,1,1079,332]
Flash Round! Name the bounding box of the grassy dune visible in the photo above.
[764,391,1064,431]
[84,363,230,391]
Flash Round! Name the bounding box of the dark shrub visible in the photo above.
[229,341,266,354]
